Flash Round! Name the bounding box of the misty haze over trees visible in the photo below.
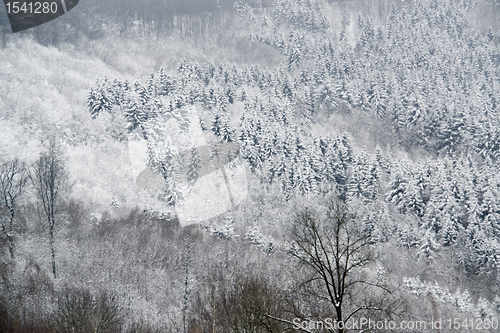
[2,0,500,332]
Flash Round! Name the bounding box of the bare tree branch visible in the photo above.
[288,197,389,333]
[263,314,315,333]
[30,139,66,278]
[0,158,27,259]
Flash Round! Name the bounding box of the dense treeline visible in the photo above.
[0,0,272,43]
[3,0,500,331]
[88,0,500,278]
[4,185,497,331]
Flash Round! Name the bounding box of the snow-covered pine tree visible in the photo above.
[186,146,202,184]
[87,80,113,118]
[478,158,500,237]
[418,228,440,262]
[211,114,223,139]
[292,161,313,196]
[360,152,379,201]
[282,78,293,100]
[158,68,175,96]
[217,118,235,143]
[420,161,465,245]
[439,213,460,246]
[346,160,363,202]
[138,75,154,107]
[386,169,408,213]
[303,88,315,124]
[111,78,125,105]
[148,143,184,206]
[309,138,327,186]
[124,100,147,134]
[270,151,287,182]
[239,88,248,102]
[458,225,491,275]
[406,176,426,218]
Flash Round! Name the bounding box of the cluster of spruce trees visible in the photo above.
[87,0,500,279]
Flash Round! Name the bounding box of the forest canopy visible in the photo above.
[2,0,500,332]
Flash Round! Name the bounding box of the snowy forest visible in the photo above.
[2,0,500,331]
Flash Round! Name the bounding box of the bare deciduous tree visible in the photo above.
[56,288,122,333]
[288,198,390,333]
[31,139,66,278]
[0,158,27,258]
[194,274,290,333]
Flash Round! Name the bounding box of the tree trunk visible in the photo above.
[212,286,216,333]
[8,209,15,259]
[50,217,56,278]
[336,306,343,333]
[7,234,14,260]
[9,207,15,233]
[2,218,14,260]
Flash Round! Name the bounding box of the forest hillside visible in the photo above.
[1,0,500,332]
